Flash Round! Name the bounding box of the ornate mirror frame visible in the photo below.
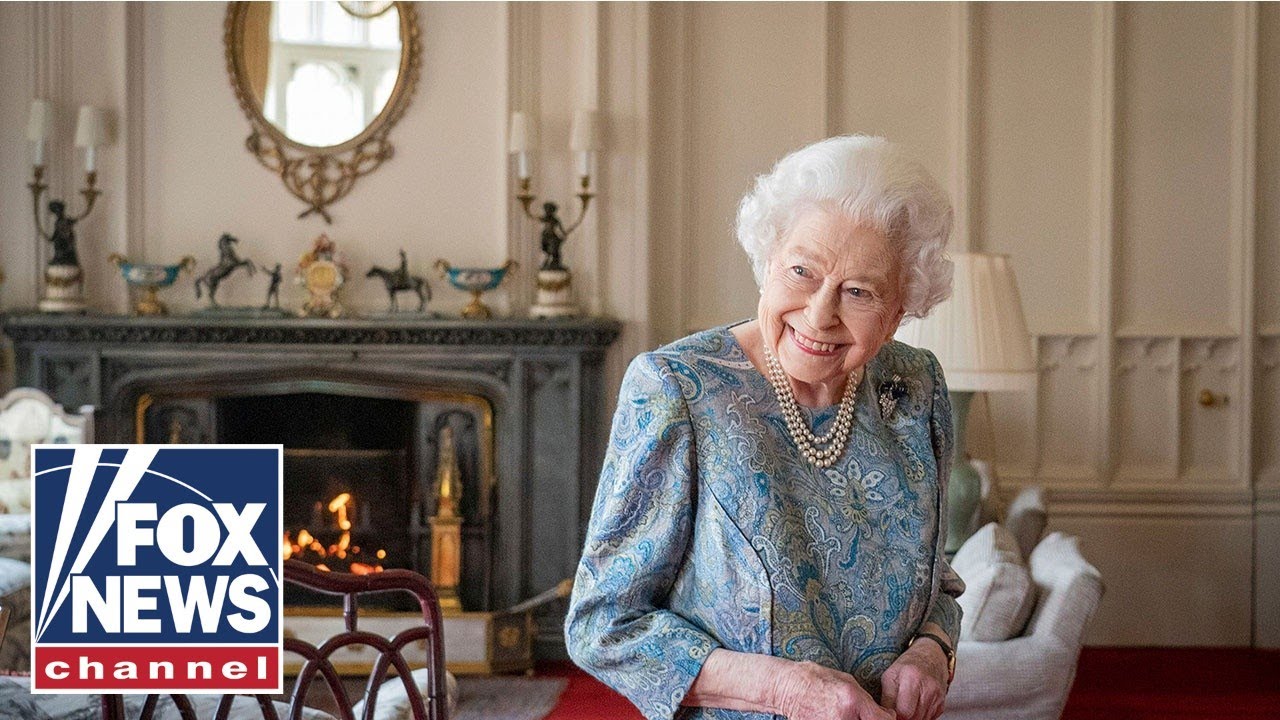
[223,1,422,223]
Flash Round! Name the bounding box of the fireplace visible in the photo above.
[154,386,496,613]
[223,393,415,576]
[1,314,620,660]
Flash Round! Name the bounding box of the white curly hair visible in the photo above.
[735,135,954,319]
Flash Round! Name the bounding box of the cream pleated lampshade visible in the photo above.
[895,252,1036,392]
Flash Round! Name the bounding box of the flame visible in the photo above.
[282,492,386,573]
[327,492,353,530]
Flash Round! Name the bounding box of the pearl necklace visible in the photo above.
[762,346,861,469]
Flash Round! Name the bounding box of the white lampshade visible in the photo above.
[75,106,112,148]
[508,111,532,154]
[27,99,54,142]
[895,252,1036,392]
[569,109,599,152]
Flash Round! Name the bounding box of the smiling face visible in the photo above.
[757,206,906,397]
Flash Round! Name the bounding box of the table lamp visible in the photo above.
[895,252,1036,553]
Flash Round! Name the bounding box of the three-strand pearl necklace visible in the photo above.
[762,346,861,469]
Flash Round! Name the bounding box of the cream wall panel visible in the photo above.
[829,3,953,192]
[647,4,688,346]
[0,3,37,314]
[1114,5,1237,335]
[1114,338,1178,481]
[683,3,826,332]
[141,2,507,316]
[1037,336,1100,480]
[645,3,686,345]
[1259,6,1280,334]
[972,4,1096,335]
[983,391,1035,477]
[1051,512,1253,646]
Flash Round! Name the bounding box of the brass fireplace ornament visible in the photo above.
[431,425,464,612]
[223,1,421,223]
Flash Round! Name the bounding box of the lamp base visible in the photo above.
[38,264,87,314]
[945,390,982,554]
[529,269,578,318]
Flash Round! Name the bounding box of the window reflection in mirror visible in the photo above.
[245,1,403,148]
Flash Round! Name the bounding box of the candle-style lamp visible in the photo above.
[28,101,112,313]
[510,109,599,318]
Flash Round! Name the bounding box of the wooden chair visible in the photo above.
[102,559,448,720]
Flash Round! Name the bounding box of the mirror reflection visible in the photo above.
[240,1,403,147]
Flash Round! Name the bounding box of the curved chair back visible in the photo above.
[102,559,447,720]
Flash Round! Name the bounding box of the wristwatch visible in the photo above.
[909,632,956,684]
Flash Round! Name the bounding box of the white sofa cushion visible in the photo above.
[951,522,1036,642]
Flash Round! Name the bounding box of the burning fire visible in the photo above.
[283,492,386,574]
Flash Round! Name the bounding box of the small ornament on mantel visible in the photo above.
[296,233,349,318]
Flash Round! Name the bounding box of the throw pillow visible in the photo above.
[951,522,1036,642]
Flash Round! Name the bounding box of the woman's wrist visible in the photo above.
[684,649,799,715]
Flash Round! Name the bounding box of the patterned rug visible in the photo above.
[454,677,569,720]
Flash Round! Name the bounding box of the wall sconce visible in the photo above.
[27,100,113,313]
[509,109,599,318]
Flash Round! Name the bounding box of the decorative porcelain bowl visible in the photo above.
[109,254,196,316]
[434,260,517,319]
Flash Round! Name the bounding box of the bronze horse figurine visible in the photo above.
[368,249,430,312]
[195,233,255,307]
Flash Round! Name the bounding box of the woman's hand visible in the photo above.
[772,661,894,720]
[878,639,950,720]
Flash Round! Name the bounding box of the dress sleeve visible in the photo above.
[923,349,965,643]
[564,353,721,720]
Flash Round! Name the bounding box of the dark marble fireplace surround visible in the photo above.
[1,313,621,658]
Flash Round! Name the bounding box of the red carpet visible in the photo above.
[539,648,1280,719]
[1061,648,1280,720]
[538,662,642,720]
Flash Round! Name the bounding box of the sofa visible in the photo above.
[941,486,1104,720]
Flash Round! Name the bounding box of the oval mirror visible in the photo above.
[224,1,421,221]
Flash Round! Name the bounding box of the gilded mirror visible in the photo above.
[224,1,420,222]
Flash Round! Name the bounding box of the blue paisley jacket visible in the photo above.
[566,326,964,720]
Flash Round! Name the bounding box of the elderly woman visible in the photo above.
[566,136,963,720]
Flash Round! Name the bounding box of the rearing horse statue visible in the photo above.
[367,249,430,312]
[195,233,255,307]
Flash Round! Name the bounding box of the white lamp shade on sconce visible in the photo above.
[895,252,1036,392]
[27,100,54,142]
[74,106,112,148]
[508,111,532,154]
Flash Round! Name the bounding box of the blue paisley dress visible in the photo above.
[566,325,964,720]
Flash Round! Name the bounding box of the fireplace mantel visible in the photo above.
[1,312,621,659]
[0,313,620,348]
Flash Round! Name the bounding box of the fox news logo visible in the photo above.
[31,445,283,694]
